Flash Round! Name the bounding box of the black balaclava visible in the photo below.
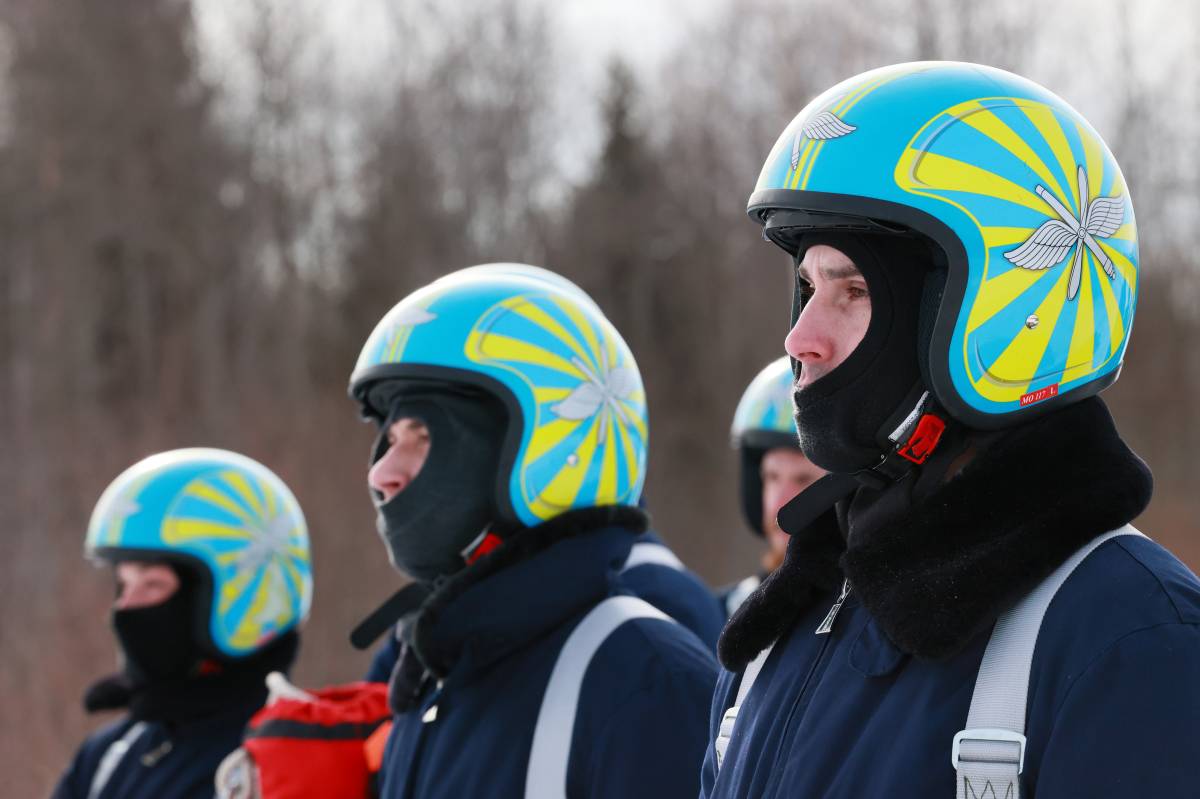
[370,386,507,584]
[112,581,202,684]
[87,564,299,722]
[790,232,934,473]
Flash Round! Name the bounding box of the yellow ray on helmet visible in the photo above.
[222,471,266,519]
[468,332,588,381]
[1018,102,1080,213]
[906,151,1050,215]
[164,518,254,544]
[528,416,601,518]
[959,102,1069,203]
[183,481,256,527]
[1061,251,1098,385]
[974,266,1071,403]
[506,298,594,366]
[967,265,1047,334]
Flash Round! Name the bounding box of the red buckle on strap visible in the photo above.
[896,414,946,465]
[465,532,504,565]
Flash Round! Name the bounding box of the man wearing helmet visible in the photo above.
[703,63,1200,798]
[721,357,826,617]
[349,264,717,798]
[54,449,313,799]
[359,267,723,682]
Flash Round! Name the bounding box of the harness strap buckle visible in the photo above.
[951,728,1027,774]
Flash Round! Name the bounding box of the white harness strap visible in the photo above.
[525,595,672,799]
[713,640,775,770]
[954,525,1143,799]
[723,575,762,618]
[619,541,685,573]
[88,720,149,799]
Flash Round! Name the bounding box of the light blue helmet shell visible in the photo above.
[350,264,648,527]
[435,263,596,306]
[86,448,313,658]
[731,357,800,449]
[749,62,1138,429]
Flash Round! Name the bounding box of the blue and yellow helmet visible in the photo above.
[749,62,1138,429]
[436,262,597,308]
[349,264,648,527]
[731,356,801,451]
[86,448,313,659]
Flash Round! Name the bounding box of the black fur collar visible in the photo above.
[389,505,649,711]
[719,397,1153,669]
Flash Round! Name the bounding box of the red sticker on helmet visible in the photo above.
[1019,384,1059,407]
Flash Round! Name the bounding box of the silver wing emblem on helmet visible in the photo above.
[1004,165,1123,301]
[237,513,294,576]
[392,307,437,326]
[551,358,638,445]
[107,496,142,524]
[801,111,857,141]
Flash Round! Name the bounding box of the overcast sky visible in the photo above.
[196,0,721,97]
[192,0,1196,196]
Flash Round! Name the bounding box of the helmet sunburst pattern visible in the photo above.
[758,63,929,194]
[466,292,647,520]
[748,63,1141,427]
[85,449,313,658]
[731,357,797,444]
[163,469,311,653]
[895,96,1137,407]
[355,302,439,374]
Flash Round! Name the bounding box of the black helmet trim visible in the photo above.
[739,429,802,452]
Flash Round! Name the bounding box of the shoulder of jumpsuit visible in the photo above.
[1017,531,1200,777]
[716,574,763,621]
[55,715,143,797]
[565,592,720,783]
[55,704,254,799]
[419,524,642,685]
[721,531,1200,707]
[618,531,726,651]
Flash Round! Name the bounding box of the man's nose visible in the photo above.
[784,302,831,365]
[369,449,414,500]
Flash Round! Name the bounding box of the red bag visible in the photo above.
[217,677,391,799]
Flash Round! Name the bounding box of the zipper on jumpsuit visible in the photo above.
[400,679,445,798]
[761,582,853,797]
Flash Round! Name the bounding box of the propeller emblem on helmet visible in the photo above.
[1004,165,1125,301]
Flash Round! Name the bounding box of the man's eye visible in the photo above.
[796,278,814,300]
[848,285,869,300]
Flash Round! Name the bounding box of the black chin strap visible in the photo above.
[349,583,432,650]
[777,473,861,535]
[778,392,949,536]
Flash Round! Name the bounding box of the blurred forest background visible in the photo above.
[4,0,1198,791]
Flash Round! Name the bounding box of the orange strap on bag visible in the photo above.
[363,720,393,775]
